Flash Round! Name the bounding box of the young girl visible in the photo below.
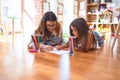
[28,11,63,51]
[56,18,104,52]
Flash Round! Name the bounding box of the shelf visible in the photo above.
[87,22,97,24]
[99,3,107,5]
[86,0,108,30]
[87,4,98,6]
[86,0,114,32]
[98,22,119,25]
[87,20,96,22]
[87,13,97,15]
[87,22,118,25]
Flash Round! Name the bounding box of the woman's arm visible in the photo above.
[27,39,34,49]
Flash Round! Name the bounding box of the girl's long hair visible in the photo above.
[36,11,57,39]
[70,18,89,52]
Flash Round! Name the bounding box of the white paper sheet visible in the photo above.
[48,48,69,55]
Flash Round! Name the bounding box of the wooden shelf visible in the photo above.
[86,0,114,32]
[87,22,97,24]
[87,4,98,6]
[99,3,107,5]
[87,13,97,15]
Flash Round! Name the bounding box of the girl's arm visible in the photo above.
[56,42,69,50]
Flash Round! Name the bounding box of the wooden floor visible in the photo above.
[0,33,120,80]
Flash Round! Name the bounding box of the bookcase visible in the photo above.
[86,0,114,32]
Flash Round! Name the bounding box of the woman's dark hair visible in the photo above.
[69,18,89,51]
[37,11,57,39]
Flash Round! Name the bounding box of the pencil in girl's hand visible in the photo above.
[35,35,39,48]
[37,36,41,44]
[37,35,41,49]
[31,35,36,49]
[34,35,39,49]
[31,35,38,50]
[69,36,75,56]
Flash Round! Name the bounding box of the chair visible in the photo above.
[111,6,120,50]
[101,9,113,32]
[111,18,120,50]
[0,24,8,42]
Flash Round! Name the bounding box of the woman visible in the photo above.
[28,11,63,51]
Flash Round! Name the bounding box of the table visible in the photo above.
[0,23,8,41]
[7,16,24,43]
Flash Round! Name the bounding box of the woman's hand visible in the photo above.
[46,45,54,51]
[27,42,34,49]
[40,44,54,51]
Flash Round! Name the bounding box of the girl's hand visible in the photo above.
[56,45,62,50]
[56,43,69,50]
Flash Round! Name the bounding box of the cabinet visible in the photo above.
[86,0,114,32]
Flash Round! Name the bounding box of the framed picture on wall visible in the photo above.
[57,3,63,15]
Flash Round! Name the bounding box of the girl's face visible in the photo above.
[46,21,56,32]
[71,26,78,37]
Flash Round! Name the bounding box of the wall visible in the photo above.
[34,0,43,27]
[0,0,1,23]
[114,0,120,7]
[63,0,74,39]
[21,0,43,39]
[112,0,120,18]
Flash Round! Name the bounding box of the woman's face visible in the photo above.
[71,26,78,37]
[46,21,56,32]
